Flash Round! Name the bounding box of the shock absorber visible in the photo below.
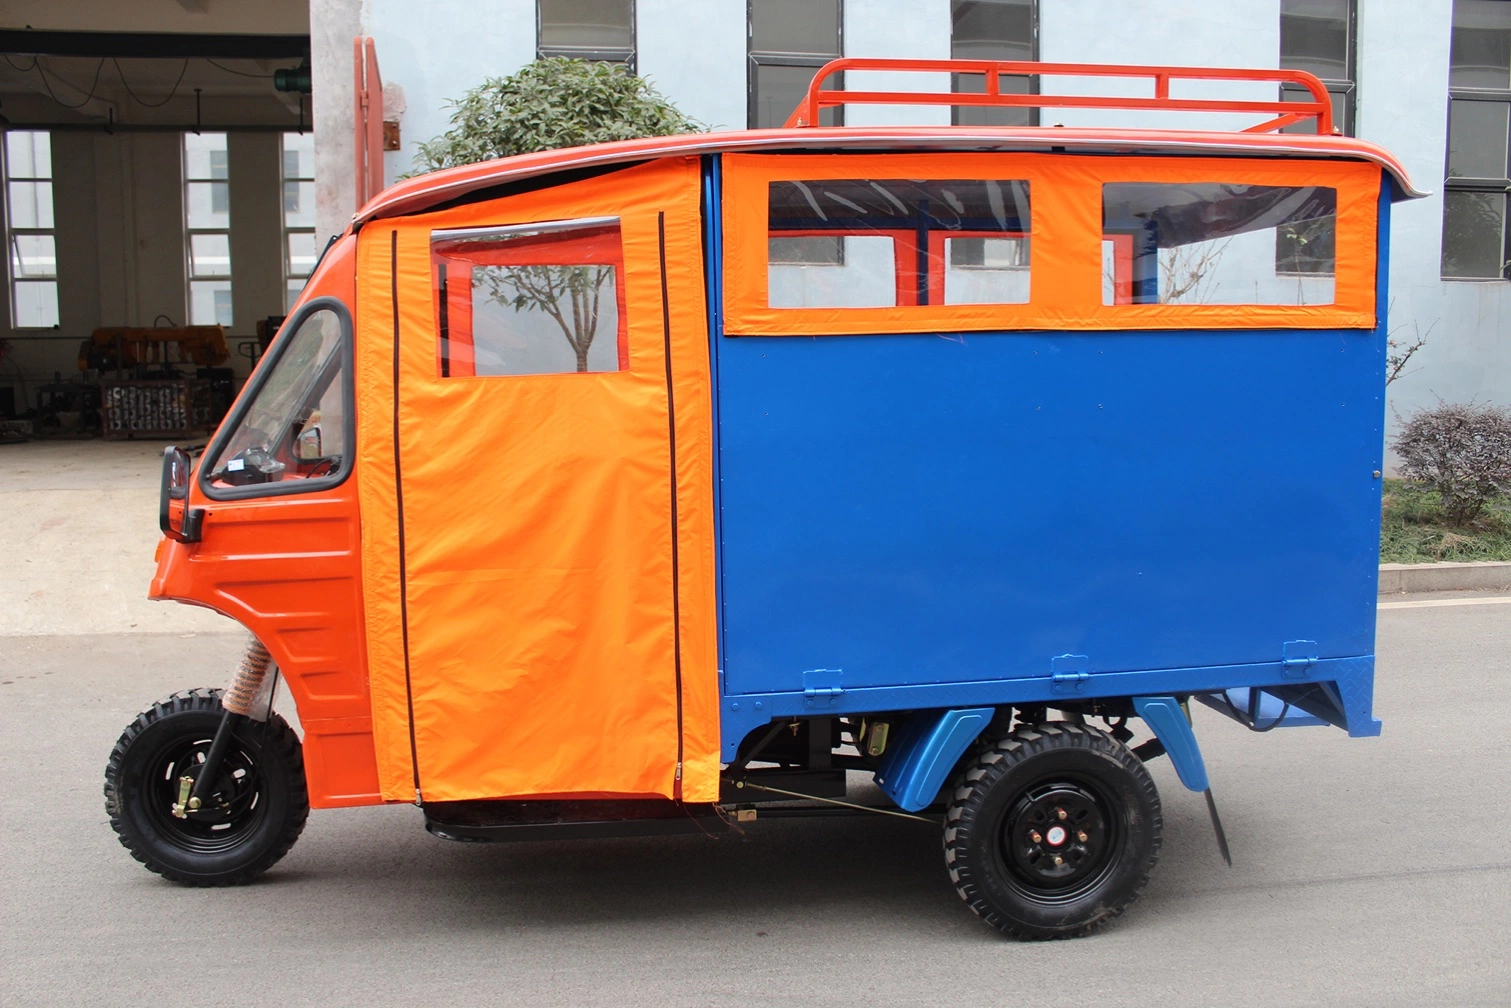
[182,637,274,814]
[221,636,273,717]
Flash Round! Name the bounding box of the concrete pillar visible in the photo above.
[311,0,362,243]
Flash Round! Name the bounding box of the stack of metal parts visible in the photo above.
[101,380,215,440]
[86,326,230,439]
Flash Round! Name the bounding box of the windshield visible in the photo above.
[206,306,348,490]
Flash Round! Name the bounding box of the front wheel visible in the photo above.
[943,721,1161,939]
[104,688,309,886]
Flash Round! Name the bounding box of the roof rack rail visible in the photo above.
[784,58,1336,135]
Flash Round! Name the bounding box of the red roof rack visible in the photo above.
[785,58,1336,135]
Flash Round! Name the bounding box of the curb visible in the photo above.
[1379,561,1511,595]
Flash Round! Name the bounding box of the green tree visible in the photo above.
[413,57,703,171]
[415,59,702,370]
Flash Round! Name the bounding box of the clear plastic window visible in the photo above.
[766,179,1031,309]
[1101,183,1337,305]
[432,218,626,377]
[206,307,347,490]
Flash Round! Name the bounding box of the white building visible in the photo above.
[1,0,1508,428]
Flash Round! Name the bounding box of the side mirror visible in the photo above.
[159,446,205,543]
[295,424,323,461]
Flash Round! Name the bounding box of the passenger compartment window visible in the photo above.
[431,217,627,377]
[1102,182,1337,305]
[205,305,349,492]
[767,179,1031,309]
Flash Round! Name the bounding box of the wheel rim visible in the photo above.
[996,776,1121,905]
[141,731,267,854]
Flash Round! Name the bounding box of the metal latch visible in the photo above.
[1051,671,1090,694]
[1050,654,1090,694]
[1282,640,1318,677]
[802,668,844,707]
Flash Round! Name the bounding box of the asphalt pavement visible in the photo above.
[2,597,1509,1007]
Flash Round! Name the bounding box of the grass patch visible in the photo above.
[1381,479,1511,563]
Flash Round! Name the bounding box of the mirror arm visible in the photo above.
[159,446,206,544]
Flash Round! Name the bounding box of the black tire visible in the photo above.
[943,721,1161,940]
[104,688,309,886]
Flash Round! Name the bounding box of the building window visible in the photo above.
[1276,0,1352,275]
[282,132,317,310]
[1443,0,1511,279]
[537,0,635,67]
[1279,0,1356,136]
[749,0,842,128]
[184,132,233,326]
[950,0,1037,127]
[4,131,59,328]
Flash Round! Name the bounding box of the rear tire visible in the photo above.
[943,721,1160,939]
[104,688,309,886]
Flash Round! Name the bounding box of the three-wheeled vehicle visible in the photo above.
[105,59,1421,939]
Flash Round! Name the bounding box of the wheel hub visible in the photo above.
[1002,782,1116,896]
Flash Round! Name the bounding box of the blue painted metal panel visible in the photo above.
[713,327,1381,690]
[1132,696,1208,792]
[875,707,995,812]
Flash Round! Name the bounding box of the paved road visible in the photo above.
[2,599,1509,1007]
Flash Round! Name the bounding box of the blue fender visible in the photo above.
[875,707,995,812]
[1132,695,1209,792]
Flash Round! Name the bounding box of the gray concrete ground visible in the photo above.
[2,442,1509,1007]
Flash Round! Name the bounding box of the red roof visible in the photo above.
[353,126,1425,227]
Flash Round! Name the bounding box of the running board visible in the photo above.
[423,798,730,843]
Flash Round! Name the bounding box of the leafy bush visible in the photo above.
[414,58,703,172]
[1392,403,1511,525]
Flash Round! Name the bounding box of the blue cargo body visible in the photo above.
[709,167,1390,760]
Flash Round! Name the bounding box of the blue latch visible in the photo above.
[1282,640,1318,677]
[802,668,844,707]
[1051,672,1089,694]
[1050,654,1090,694]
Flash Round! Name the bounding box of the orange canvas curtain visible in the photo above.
[723,152,1381,335]
[354,157,720,804]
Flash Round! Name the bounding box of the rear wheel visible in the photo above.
[104,688,308,886]
[943,721,1160,939]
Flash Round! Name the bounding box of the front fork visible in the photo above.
[172,636,274,819]
[173,710,247,817]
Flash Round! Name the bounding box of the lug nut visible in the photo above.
[1053,856,1064,866]
[1077,831,1088,842]
[1030,831,1042,843]
[1057,808,1068,820]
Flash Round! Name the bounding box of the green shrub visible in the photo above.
[414,58,703,172]
[1392,403,1511,526]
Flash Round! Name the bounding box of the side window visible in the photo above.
[203,304,349,494]
[1101,183,1337,306]
[431,218,627,377]
[766,179,1031,309]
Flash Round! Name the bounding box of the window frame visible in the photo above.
[197,296,356,502]
[1443,0,1511,281]
[949,0,1040,127]
[282,131,317,311]
[536,0,637,69]
[721,152,1381,336]
[3,130,60,330]
[183,131,234,327]
[747,0,844,128]
[430,216,631,379]
[1441,92,1511,280]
